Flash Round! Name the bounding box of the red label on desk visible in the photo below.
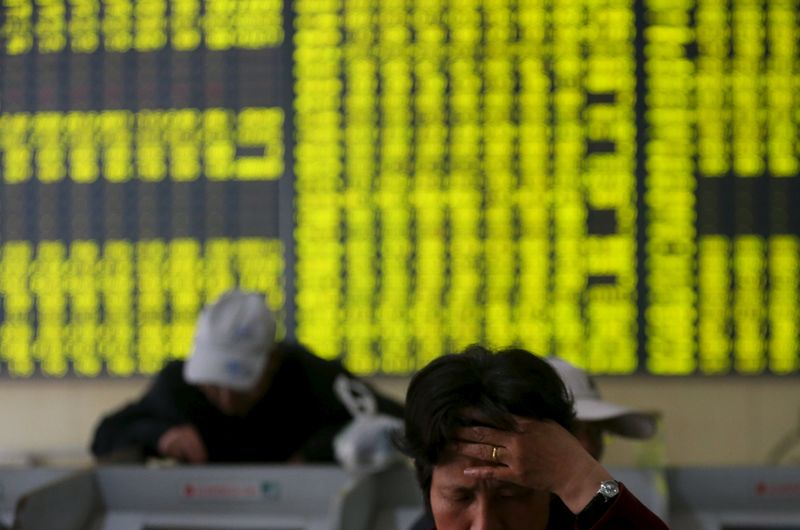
[181,481,278,501]
[755,480,800,497]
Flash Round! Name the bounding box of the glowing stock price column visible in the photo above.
[768,236,799,373]
[30,242,68,375]
[102,0,133,51]
[765,0,799,374]
[643,0,696,374]
[0,243,34,375]
[166,240,203,364]
[201,110,236,181]
[171,0,201,51]
[695,0,729,178]
[34,0,67,53]
[204,0,284,50]
[204,239,236,299]
[483,0,515,349]
[0,114,33,182]
[136,240,168,374]
[235,108,285,180]
[31,112,66,183]
[766,0,797,178]
[698,236,731,373]
[66,241,102,376]
[731,0,764,178]
[67,112,100,183]
[583,0,637,373]
[68,0,101,53]
[516,0,551,357]
[342,0,378,373]
[293,0,345,361]
[375,0,412,374]
[731,0,767,374]
[98,111,133,182]
[99,241,135,375]
[2,0,34,54]
[236,240,286,336]
[551,0,586,367]
[411,0,447,368]
[695,0,731,374]
[445,0,483,353]
[133,0,167,51]
[167,109,202,182]
[733,235,766,373]
[137,111,167,182]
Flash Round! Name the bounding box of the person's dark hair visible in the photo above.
[397,344,575,508]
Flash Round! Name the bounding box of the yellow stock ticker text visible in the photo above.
[0,108,284,183]
[0,238,284,377]
[2,0,283,54]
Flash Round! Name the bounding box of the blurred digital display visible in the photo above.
[1,0,798,377]
[0,0,291,376]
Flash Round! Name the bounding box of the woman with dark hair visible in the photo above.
[399,345,668,529]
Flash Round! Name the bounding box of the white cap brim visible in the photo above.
[574,398,659,439]
[183,345,266,391]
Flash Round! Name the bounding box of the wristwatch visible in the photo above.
[578,479,620,521]
[596,480,620,500]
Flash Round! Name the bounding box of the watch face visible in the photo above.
[599,480,620,499]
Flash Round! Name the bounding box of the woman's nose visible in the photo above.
[472,495,503,530]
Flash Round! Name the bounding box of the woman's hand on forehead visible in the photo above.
[451,416,600,499]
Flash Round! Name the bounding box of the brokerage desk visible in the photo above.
[14,466,800,530]
[13,464,422,530]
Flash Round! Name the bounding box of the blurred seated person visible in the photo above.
[399,345,668,530]
[91,289,403,464]
[545,357,658,461]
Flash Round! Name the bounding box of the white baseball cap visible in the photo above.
[546,357,658,439]
[183,289,276,391]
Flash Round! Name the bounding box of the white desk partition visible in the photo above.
[23,465,800,530]
[0,468,77,528]
[12,463,424,530]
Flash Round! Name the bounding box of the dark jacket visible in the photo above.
[91,342,404,463]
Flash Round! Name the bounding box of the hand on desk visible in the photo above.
[158,424,208,464]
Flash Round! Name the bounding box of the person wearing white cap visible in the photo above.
[544,357,658,460]
[91,288,403,464]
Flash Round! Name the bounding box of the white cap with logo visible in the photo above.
[545,357,658,439]
[183,289,276,391]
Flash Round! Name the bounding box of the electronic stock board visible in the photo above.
[0,0,798,377]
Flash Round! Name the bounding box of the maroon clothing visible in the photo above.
[429,483,668,530]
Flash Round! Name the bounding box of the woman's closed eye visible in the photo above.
[444,487,475,503]
[495,485,534,500]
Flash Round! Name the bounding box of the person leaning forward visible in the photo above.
[90,289,403,464]
[545,357,659,462]
[398,345,669,530]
